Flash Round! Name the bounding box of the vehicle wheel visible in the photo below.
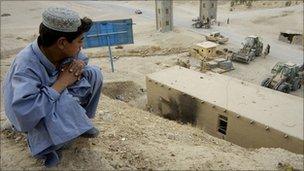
[246,58,250,64]
[249,52,255,61]
[257,45,263,56]
[293,79,301,90]
[278,84,290,93]
[250,56,255,61]
[261,78,270,87]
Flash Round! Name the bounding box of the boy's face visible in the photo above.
[62,34,84,58]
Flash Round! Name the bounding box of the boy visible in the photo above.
[3,7,103,167]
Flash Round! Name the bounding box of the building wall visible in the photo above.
[292,35,303,45]
[146,77,304,154]
[193,46,218,60]
[278,34,291,43]
[155,0,173,32]
[195,102,304,154]
[199,0,217,21]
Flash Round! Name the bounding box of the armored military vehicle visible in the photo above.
[206,32,229,44]
[261,62,303,93]
[231,36,263,63]
[192,18,211,29]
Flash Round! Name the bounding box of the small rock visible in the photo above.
[155,62,161,65]
[15,136,22,141]
[1,13,11,17]
[115,45,123,49]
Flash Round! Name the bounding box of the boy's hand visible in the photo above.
[52,60,85,93]
[67,59,85,77]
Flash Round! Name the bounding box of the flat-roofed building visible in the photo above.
[190,41,219,61]
[146,66,303,154]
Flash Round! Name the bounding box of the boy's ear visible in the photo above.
[57,37,67,50]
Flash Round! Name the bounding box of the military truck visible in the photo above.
[206,32,229,44]
[261,62,303,93]
[192,17,211,29]
[231,36,263,64]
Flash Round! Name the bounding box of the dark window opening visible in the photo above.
[218,115,228,135]
[166,8,169,14]
[203,3,205,8]
[212,3,214,8]
[280,33,297,43]
[166,21,169,25]
[158,9,160,14]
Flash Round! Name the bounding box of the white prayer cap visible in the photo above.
[42,7,81,32]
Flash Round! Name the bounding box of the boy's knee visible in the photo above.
[83,66,103,88]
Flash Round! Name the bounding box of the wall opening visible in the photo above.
[166,8,169,14]
[203,3,205,8]
[218,115,228,135]
[166,21,169,26]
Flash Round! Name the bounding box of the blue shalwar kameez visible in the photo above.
[3,39,103,156]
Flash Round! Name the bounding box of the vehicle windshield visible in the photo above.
[244,37,254,47]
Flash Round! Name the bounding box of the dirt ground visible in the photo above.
[1,1,303,170]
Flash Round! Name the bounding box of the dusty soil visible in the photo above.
[1,1,303,170]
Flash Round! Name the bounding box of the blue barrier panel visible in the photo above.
[83,18,133,48]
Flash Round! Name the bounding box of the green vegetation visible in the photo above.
[230,0,255,8]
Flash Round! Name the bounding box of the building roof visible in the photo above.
[196,41,218,48]
[248,35,258,38]
[285,62,296,67]
[147,66,303,140]
[280,30,302,35]
[211,31,220,35]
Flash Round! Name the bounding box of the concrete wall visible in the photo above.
[146,77,304,154]
[195,101,303,154]
[292,35,303,45]
[199,0,217,21]
[155,0,173,32]
[278,34,291,43]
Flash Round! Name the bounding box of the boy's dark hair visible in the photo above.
[38,17,92,47]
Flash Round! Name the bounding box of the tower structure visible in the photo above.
[155,0,173,32]
[199,0,217,22]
